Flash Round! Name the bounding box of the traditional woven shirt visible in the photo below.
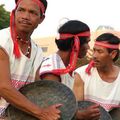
[39,53,74,90]
[0,27,43,118]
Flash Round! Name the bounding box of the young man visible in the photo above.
[39,20,90,89]
[73,33,120,112]
[39,20,100,119]
[0,0,61,119]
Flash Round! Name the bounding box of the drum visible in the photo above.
[72,100,112,120]
[109,108,120,120]
[6,80,77,120]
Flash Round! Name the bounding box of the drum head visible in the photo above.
[74,101,112,120]
[6,80,77,120]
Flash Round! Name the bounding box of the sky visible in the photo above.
[0,0,120,38]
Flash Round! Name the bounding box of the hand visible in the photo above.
[37,104,62,120]
[86,49,93,61]
[76,104,100,120]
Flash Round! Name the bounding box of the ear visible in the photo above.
[110,50,117,59]
[39,15,45,24]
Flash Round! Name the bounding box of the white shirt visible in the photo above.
[39,53,74,90]
[75,65,120,111]
[0,27,44,117]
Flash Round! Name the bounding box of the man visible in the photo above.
[39,20,90,89]
[73,33,120,112]
[0,0,61,119]
[39,20,100,119]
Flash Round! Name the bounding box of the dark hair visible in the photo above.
[96,33,120,61]
[15,0,48,13]
[55,20,90,51]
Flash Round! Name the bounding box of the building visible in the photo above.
[34,36,58,56]
[34,30,120,56]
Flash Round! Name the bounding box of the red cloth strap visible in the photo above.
[95,41,119,49]
[10,9,20,58]
[59,31,90,40]
[85,60,94,75]
[10,0,45,58]
[17,0,45,13]
[52,31,90,75]
[85,41,119,75]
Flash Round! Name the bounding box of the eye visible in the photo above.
[17,8,25,12]
[29,10,40,16]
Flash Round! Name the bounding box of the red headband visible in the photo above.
[95,41,119,49]
[86,41,119,75]
[16,0,45,13]
[10,0,45,58]
[52,31,90,75]
[58,32,90,40]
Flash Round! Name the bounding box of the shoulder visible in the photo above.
[0,27,13,55]
[0,27,10,33]
[41,54,55,67]
[0,27,10,41]
[75,64,88,74]
[0,27,10,39]
[39,54,56,76]
[73,64,96,81]
[31,40,42,52]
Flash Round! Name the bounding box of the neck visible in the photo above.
[97,63,115,74]
[57,50,71,67]
[16,30,32,41]
[97,64,120,82]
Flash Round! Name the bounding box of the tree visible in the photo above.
[0,4,10,30]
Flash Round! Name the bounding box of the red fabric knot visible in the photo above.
[10,0,45,58]
[52,31,90,75]
[85,60,94,75]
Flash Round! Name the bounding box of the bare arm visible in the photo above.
[73,72,100,120]
[0,48,61,120]
[35,67,61,82]
[73,72,84,101]
[40,73,61,82]
[35,67,41,81]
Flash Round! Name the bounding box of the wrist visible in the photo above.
[76,110,86,120]
[30,106,42,119]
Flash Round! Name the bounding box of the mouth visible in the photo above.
[93,60,100,65]
[19,21,32,26]
[93,59,100,63]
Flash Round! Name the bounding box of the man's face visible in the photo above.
[93,45,112,68]
[15,0,42,33]
[78,37,90,58]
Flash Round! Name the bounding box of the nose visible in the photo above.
[87,44,90,49]
[93,51,98,59]
[85,43,90,50]
[22,11,30,20]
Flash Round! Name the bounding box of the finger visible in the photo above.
[54,104,63,108]
[51,113,61,120]
[89,104,100,109]
[91,112,101,120]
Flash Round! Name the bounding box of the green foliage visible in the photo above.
[0,4,10,29]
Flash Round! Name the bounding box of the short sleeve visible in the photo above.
[74,65,88,82]
[0,28,13,56]
[39,55,54,76]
